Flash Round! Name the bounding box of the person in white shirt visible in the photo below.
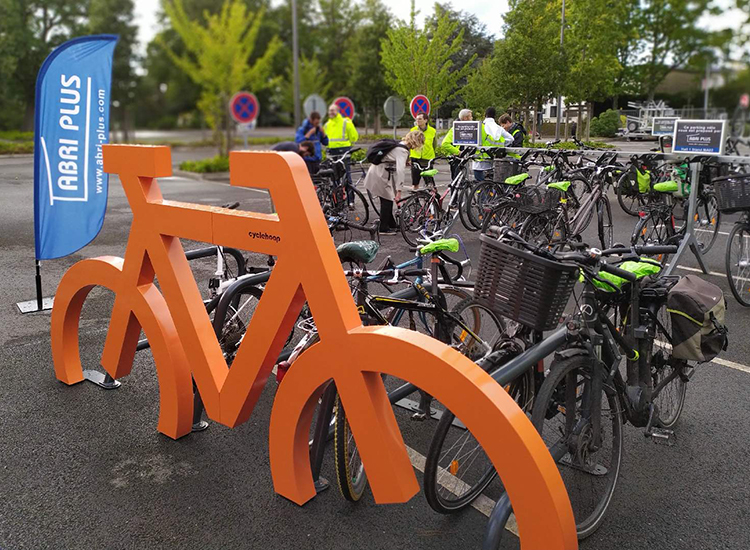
[473,107,515,181]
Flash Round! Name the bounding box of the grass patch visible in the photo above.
[0,141,33,154]
[526,140,615,150]
[0,130,34,142]
[179,155,230,173]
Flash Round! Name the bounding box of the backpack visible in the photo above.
[366,139,408,165]
[667,275,728,362]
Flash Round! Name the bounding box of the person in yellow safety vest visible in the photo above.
[474,107,514,181]
[441,109,473,180]
[409,113,437,191]
[324,103,359,207]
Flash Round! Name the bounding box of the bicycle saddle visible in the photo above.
[546,181,571,192]
[317,169,335,178]
[420,169,438,177]
[505,173,531,185]
[419,238,459,255]
[336,240,380,265]
[653,180,679,193]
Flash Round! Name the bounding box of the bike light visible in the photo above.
[276,361,291,383]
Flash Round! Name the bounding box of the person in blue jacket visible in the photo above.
[295,111,328,174]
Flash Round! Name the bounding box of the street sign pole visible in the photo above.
[291,0,301,128]
[555,0,566,140]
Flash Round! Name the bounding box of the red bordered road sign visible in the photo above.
[410,95,431,118]
[333,96,355,119]
[229,91,260,124]
[741,94,750,109]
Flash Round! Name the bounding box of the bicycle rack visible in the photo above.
[482,493,513,550]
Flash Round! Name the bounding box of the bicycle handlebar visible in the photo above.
[327,216,379,238]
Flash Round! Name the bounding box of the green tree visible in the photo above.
[0,0,88,129]
[315,0,362,96]
[278,55,332,124]
[381,0,476,115]
[460,50,507,113]
[634,0,718,100]
[346,0,392,131]
[88,0,139,141]
[160,0,282,155]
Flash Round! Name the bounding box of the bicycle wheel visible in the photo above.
[449,298,507,361]
[423,360,533,514]
[689,192,721,254]
[531,355,623,539]
[648,303,687,428]
[213,285,264,365]
[521,212,567,249]
[616,170,646,217]
[400,193,441,247]
[467,182,504,231]
[367,189,381,218]
[567,177,593,223]
[631,211,675,264]
[725,222,750,307]
[334,393,368,501]
[597,196,614,249]
[480,200,526,233]
[341,186,370,225]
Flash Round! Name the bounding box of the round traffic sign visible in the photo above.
[410,95,431,118]
[333,96,355,120]
[383,96,405,123]
[303,94,327,118]
[229,91,259,124]
[741,94,749,109]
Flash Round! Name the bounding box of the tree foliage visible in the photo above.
[380,0,476,115]
[160,0,282,154]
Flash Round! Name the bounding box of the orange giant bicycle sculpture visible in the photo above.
[50,145,577,549]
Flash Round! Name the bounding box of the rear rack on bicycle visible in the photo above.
[474,234,578,331]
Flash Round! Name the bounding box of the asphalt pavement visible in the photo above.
[1,143,749,550]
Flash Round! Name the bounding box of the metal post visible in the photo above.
[703,61,710,114]
[35,260,43,311]
[309,381,337,493]
[554,0,566,140]
[291,0,301,128]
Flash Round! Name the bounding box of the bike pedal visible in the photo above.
[411,411,428,422]
[648,428,676,446]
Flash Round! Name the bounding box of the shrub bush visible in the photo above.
[589,109,621,138]
[179,156,230,173]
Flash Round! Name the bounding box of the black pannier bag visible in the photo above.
[667,275,728,362]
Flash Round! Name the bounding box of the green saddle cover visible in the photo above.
[547,181,571,192]
[337,240,380,264]
[587,260,662,292]
[653,180,679,193]
[420,238,460,255]
[636,168,651,193]
[505,173,530,185]
[420,169,438,177]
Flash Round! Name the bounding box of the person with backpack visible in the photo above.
[409,113,437,191]
[473,107,515,181]
[364,130,425,235]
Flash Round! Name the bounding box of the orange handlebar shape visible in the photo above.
[50,145,577,549]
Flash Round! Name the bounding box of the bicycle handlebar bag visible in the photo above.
[667,275,728,362]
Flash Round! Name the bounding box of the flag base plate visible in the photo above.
[16,297,54,313]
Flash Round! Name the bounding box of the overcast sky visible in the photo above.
[133,0,745,57]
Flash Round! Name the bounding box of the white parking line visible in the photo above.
[712,357,750,375]
[675,265,750,284]
[405,445,520,536]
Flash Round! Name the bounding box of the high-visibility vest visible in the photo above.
[409,124,436,160]
[441,128,460,156]
[479,122,505,160]
[324,114,358,149]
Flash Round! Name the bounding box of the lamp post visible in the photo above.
[292,0,301,128]
[554,0,566,140]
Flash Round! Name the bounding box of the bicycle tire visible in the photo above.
[648,303,688,428]
[400,192,442,247]
[333,393,369,501]
[467,182,504,231]
[423,353,532,514]
[521,212,567,249]
[342,186,370,225]
[457,185,480,232]
[213,285,265,365]
[630,210,675,265]
[480,200,526,234]
[366,188,381,218]
[689,192,721,254]
[616,170,645,217]
[725,222,750,307]
[597,196,614,249]
[531,355,623,539]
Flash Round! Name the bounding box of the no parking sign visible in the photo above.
[410,95,430,118]
[229,91,259,125]
[333,96,355,120]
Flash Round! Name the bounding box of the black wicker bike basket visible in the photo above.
[492,158,522,183]
[474,234,578,331]
[713,173,750,213]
